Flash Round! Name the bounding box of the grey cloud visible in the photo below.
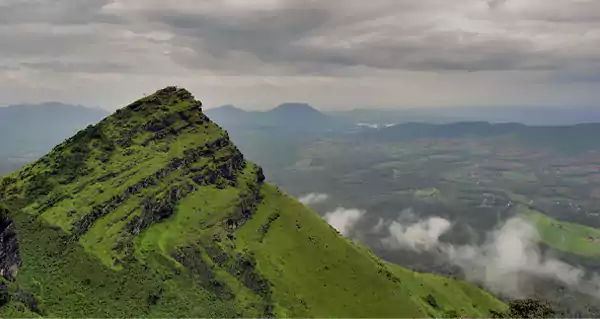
[129,0,600,75]
[1,0,600,108]
[0,0,119,25]
[485,0,507,9]
[0,27,97,57]
[2,0,600,75]
[157,1,335,73]
[20,61,132,74]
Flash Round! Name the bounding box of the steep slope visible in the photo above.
[0,87,505,317]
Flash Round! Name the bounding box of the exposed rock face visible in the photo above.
[0,206,20,280]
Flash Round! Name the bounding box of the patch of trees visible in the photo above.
[23,174,54,201]
[0,281,42,315]
[47,124,115,185]
[491,298,555,318]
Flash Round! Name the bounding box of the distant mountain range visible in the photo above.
[0,102,108,174]
[203,105,249,126]
[208,104,600,135]
[3,101,599,176]
[359,121,600,154]
[331,106,600,126]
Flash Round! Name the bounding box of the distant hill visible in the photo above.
[203,105,250,127]
[330,109,460,125]
[0,87,505,317]
[360,121,600,154]
[262,103,338,131]
[267,102,328,121]
[0,102,108,174]
[206,103,347,133]
[331,106,600,126]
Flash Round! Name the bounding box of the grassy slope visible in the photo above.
[0,87,505,317]
[519,205,600,257]
[236,183,506,318]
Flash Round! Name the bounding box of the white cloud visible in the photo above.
[372,218,386,233]
[298,192,329,205]
[324,207,365,236]
[380,214,600,299]
[383,216,452,252]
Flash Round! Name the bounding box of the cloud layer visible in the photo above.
[1,0,600,109]
[297,192,365,236]
[384,216,452,252]
[381,214,600,299]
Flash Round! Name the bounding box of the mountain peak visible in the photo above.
[265,103,331,128]
[218,104,245,111]
[271,102,317,113]
[2,86,261,268]
[125,86,200,114]
[208,104,247,115]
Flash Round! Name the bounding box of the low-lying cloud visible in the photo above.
[298,192,329,205]
[381,213,600,299]
[297,192,365,237]
[324,207,365,236]
[383,216,452,252]
[357,123,396,129]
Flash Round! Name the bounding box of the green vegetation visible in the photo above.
[236,184,506,318]
[519,205,600,257]
[0,87,505,317]
[386,262,506,318]
[491,298,555,318]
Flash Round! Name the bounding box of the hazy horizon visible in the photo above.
[2,98,599,115]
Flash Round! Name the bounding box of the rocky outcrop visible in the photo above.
[0,206,20,280]
[173,246,234,300]
[125,182,198,237]
[71,137,243,237]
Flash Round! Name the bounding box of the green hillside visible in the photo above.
[0,87,505,317]
[519,205,600,257]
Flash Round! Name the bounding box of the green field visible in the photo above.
[519,206,600,257]
[414,188,442,199]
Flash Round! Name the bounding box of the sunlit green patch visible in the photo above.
[519,206,600,257]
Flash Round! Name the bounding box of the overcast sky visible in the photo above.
[0,0,599,110]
